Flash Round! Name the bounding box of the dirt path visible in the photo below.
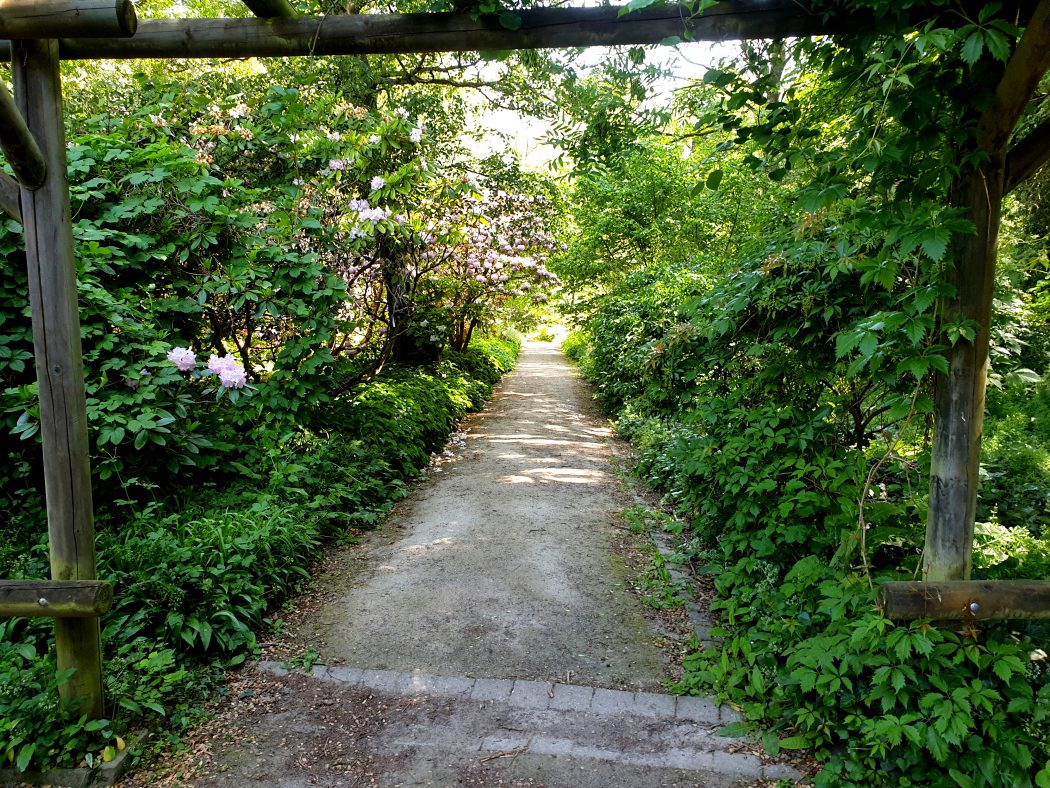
[303,339,665,688]
[125,341,801,787]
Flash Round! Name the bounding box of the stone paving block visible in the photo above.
[631,691,677,717]
[590,687,636,716]
[675,695,720,724]
[358,668,409,694]
[479,735,530,753]
[508,679,554,709]
[710,749,764,779]
[718,704,744,723]
[764,762,803,780]
[406,674,476,697]
[661,747,716,771]
[256,660,288,677]
[526,735,577,757]
[470,677,513,702]
[548,682,594,712]
[322,665,365,685]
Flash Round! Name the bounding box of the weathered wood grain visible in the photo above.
[879,580,1050,620]
[0,580,113,618]
[0,0,136,38]
[13,38,103,719]
[0,79,46,189]
[0,3,869,61]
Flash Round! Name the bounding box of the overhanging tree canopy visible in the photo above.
[1,0,1049,717]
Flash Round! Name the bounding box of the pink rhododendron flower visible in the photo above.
[370,176,386,190]
[167,346,196,371]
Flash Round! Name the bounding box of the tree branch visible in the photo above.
[377,75,502,88]
[1004,114,1050,192]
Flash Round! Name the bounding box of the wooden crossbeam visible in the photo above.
[0,172,21,222]
[0,0,136,39]
[0,3,871,61]
[241,0,297,19]
[0,580,113,618]
[879,580,1050,621]
[0,80,46,190]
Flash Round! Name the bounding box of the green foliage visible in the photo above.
[979,381,1050,536]
[0,337,518,773]
[0,639,114,773]
[561,27,1050,776]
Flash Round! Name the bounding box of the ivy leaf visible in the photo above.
[983,27,1011,60]
[897,357,931,380]
[497,11,522,30]
[961,30,985,65]
[618,0,656,16]
[717,721,749,737]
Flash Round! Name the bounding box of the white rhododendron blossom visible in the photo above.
[167,346,197,371]
[207,354,248,389]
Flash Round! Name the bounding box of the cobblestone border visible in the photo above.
[255,661,801,783]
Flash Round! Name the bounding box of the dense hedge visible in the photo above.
[0,333,519,774]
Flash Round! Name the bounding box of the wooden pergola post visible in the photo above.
[924,0,1050,581]
[11,38,103,718]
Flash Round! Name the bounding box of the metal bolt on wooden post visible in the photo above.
[11,39,103,719]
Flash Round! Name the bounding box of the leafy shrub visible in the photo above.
[0,636,115,773]
[99,500,320,659]
[571,237,1050,785]
[1,336,518,774]
[979,381,1050,535]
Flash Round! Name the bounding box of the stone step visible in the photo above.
[255,662,800,786]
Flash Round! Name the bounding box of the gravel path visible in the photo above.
[305,339,666,689]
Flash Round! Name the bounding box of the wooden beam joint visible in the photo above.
[879,580,1050,621]
[240,0,297,18]
[0,172,21,222]
[0,580,113,618]
[0,80,47,190]
[0,0,136,39]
